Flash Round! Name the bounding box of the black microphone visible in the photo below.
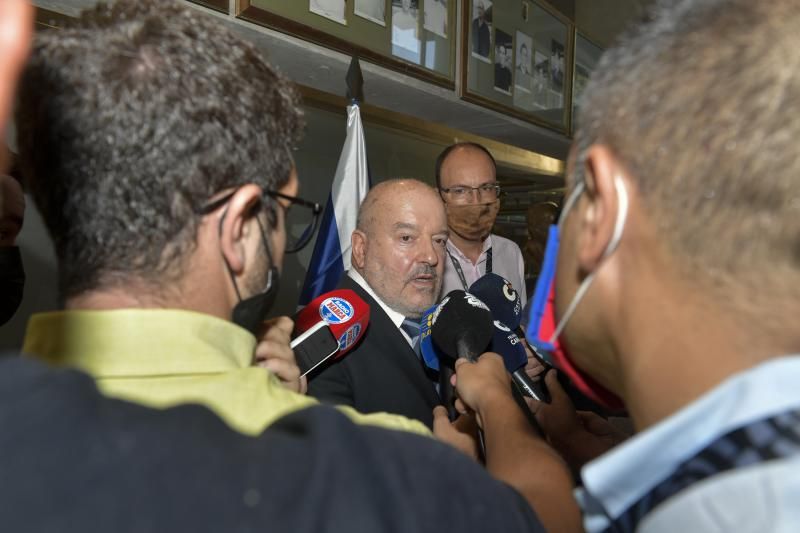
[490,321,551,403]
[469,273,551,402]
[430,290,494,419]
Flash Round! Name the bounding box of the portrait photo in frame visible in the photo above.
[391,0,420,63]
[423,0,448,38]
[309,0,346,25]
[354,0,386,26]
[471,0,492,63]
[493,28,513,95]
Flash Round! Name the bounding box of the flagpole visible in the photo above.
[346,55,364,106]
[298,56,371,306]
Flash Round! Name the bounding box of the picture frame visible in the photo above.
[237,0,456,88]
[572,31,604,124]
[461,0,573,134]
[309,0,347,25]
[354,0,387,26]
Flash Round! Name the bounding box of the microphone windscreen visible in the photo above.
[469,273,523,330]
[489,321,527,372]
[430,290,494,362]
[293,289,370,357]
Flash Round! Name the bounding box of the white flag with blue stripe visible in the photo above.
[299,103,370,305]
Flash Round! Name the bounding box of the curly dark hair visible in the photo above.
[15,0,304,299]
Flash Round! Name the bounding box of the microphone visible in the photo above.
[419,304,442,372]
[291,289,370,377]
[490,321,551,403]
[468,273,523,330]
[430,291,494,362]
[469,273,551,402]
[429,290,494,419]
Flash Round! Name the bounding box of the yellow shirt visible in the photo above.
[23,309,430,437]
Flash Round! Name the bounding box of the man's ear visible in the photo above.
[351,229,367,270]
[218,184,263,275]
[576,145,627,272]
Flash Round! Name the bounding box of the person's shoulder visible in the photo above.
[639,454,800,533]
[273,405,546,532]
[491,233,524,254]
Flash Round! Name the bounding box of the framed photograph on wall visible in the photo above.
[493,29,513,95]
[238,0,456,87]
[533,50,550,108]
[391,0,421,63]
[354,0,387,26]
[462,0,573,133]
[309,0,347,25]
[424,0,448,38]
[514,31,533,92]
[471,0,492,64]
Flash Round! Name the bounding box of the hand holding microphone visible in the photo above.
[488,321,551,403]
[254,316,306,394]
[428,290,494,419]
[469,273,551,403]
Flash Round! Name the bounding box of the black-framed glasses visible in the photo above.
[439,183,502,203]
[270,190,322,253]
[197,189,322,254]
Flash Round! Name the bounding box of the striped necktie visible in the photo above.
[401,317,422,354]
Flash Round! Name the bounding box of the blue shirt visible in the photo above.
[577,355,800,532]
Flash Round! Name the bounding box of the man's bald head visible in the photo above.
[352,179,448,318]
[357,179,442,234]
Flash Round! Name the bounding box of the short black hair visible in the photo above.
[16,0,304,299]
[434,142,497,188]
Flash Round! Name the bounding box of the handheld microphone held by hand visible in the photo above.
[490,321,551,403]
[470,273,551,401]
[291,289,370,377]
[468,273,523,330]
[430,290,494,419]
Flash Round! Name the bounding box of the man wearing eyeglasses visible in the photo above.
[16,0,426,439]
[435,142,527,307]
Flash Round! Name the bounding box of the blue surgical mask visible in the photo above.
[526,177,629,409]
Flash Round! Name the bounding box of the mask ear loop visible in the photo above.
[218,193,278,301]
[549,176,629,343]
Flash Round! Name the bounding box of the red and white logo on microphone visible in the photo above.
[319,297,354,324]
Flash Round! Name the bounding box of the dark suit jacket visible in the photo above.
[307,275,441,428]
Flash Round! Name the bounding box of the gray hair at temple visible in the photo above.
[573,0,800,301]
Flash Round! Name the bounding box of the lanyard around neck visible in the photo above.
[447,246,492,291]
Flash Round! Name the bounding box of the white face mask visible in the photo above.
[551,176,630,342]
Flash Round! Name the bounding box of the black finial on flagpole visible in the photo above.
[346,56,364,105]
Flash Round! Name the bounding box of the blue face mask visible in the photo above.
[526,177,629,410]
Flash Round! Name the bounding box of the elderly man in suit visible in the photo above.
[308,179,447,427]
